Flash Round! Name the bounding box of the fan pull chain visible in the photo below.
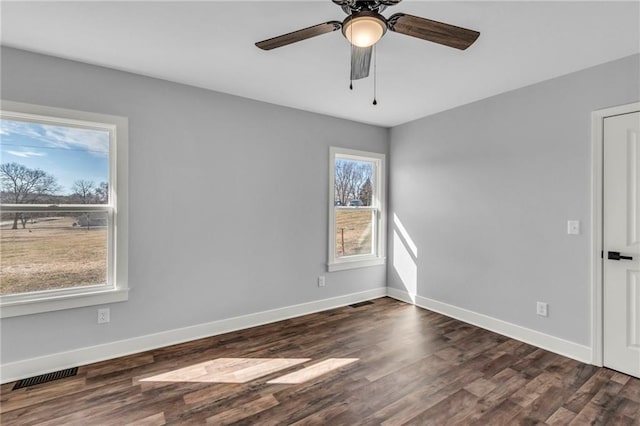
[349,44,353,90]
[372,43,378,105]
[349,21,353,90]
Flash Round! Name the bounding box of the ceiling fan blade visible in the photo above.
[387,13,479,50]
[351,46,372,80]
[256,21,342,50]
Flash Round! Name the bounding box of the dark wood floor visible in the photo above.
[1,297,639,425]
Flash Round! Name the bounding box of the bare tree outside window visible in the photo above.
[95,181,109,204]
[72,179,96,204]
[334,159,373,206]
[359,177,372,206]
[0,162,60,229]
[72,179,104,230]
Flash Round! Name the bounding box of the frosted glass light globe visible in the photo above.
[344,16,385,47]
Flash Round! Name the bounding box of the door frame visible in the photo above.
[591,101,640,366]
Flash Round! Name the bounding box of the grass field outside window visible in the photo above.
[0,101,128,317]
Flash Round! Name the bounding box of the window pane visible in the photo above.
[0,211,108,295]
[334,158,374,207]
[335,208,374,257]
[0,119,109,204]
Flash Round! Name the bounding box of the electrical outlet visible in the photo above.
[536,302,548,317]
[567,220,580,235]
[98,308,110,324]
[318,276,326,287]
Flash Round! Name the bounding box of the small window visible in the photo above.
[328,147,385,271]
[0,101,128,317]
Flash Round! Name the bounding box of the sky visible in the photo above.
[0,118,109,195]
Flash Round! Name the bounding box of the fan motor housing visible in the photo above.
[334,0,399,14]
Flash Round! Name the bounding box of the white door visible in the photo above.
[603,111,640,378]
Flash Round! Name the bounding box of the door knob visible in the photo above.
[608,251,633,261]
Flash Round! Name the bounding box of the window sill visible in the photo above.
[0,287,129,318]
[327,257,385,272]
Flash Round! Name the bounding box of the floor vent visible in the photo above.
[349,301,374,308]
[13,367,78,390]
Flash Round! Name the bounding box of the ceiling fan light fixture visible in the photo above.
[343,13,387,47]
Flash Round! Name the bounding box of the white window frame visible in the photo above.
[0,100,128,318]
[328,147,386,272]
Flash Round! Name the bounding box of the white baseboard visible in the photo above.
[0,288,386,384]
[386,287,592,364]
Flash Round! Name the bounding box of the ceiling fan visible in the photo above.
[255,0,480,82]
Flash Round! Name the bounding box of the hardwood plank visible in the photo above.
[619,378,640,403]
[123,411,166,426]
[563,367,615,413]
[470,399,522,425]
[617,397,640,419]
[402,389,480,425]
[205,394,279,424]
[289,400,350,426]
[463,377,497,398]
[0,376,87,414]
[514,384,568,423]
[84,353,155,379]
[546,406,577,425]
[1,297,638,425]
[569,379,627,425]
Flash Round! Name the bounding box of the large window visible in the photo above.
[328,147,385,271]
[0,101,128,317]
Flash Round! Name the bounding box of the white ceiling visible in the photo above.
[1,1,639,127]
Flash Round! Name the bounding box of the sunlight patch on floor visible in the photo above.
[267,358,359,384]
[140,358,309,384]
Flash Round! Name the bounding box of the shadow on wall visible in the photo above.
[391,213,418,302]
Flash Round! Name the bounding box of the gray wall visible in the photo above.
[3,46,638,365]
[388,54,640,346]
[0,47,388,363]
